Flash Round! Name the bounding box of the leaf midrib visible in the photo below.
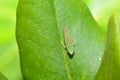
[52,0,72,80]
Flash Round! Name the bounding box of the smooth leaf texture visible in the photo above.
[0,72,8,80]
[16,0,105,80]
[95,14,120,80]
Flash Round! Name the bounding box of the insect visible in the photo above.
[63,25,75,55]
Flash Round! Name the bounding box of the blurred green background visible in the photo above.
[0,0,120,80]
[0,0,23,80]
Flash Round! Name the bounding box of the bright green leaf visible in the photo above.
[0,72,8,80]
[16,0,105,80]
[94,14,120,80]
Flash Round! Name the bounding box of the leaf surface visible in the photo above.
[0,72,8,80]
[95,14,120,80]
[16,0,105,80]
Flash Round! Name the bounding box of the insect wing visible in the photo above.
[64,26,74,55]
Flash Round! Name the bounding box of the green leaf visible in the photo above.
[85,0,120,32]
[94,14,120,80]
[16,0,105,80]
[0,42,23,80]
[0,72,8,80]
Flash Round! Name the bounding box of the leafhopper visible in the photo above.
[63,25,75,55]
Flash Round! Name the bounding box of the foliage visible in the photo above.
[0,0,120,80]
